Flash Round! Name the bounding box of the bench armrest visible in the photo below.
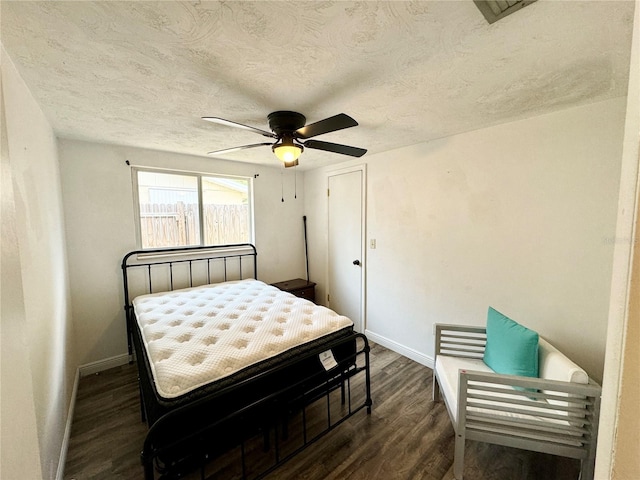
[459,369,601,401]
[434,323,487,360]
[457,369,601,454]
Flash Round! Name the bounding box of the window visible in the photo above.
[133,168,253,249]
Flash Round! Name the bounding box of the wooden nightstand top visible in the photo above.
[271,278,316,291]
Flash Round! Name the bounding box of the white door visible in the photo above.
[328,168,364,332]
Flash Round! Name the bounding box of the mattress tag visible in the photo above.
[319,350,337,371]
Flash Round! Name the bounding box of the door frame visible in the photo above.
[325,163,367,332]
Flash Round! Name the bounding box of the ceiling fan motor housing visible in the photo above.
[268,111,306,136]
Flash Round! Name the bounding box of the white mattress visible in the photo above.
[133,279,353,399]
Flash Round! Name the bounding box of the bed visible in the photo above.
[122,244,372,479]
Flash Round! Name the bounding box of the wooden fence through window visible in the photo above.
[140,203,249,248]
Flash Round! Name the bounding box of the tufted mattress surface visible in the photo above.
[133,279,353,399]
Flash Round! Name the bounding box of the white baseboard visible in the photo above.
[364,330,434,369]
[79,353,130,377]
[56,368,79,480]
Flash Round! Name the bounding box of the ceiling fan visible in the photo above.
[203,111,367,167]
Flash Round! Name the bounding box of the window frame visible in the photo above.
[131,166,255,250]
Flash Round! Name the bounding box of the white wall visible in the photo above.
[58,140,308,366]
[1,47,76,479]
[305,97,626,382]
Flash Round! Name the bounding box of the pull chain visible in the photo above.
[294,167,297,199]
[281,170,284,202]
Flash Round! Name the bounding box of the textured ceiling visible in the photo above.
[0,1,634,170]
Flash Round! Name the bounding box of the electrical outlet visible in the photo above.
[370,239,376,249]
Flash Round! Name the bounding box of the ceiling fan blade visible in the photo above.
[295,113,358,139]
[207,142,273,156]
[202,117,276,138]
[303,139,367,157]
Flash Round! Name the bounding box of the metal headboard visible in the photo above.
[121,243,257,359]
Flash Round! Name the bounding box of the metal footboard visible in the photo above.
[141,332,372,480]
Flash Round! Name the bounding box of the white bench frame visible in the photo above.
[432,324,601,480]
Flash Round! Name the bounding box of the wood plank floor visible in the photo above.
[64,343,581,479]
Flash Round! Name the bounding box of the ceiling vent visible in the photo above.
[473,0,537,24]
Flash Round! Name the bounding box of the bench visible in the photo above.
[432,323,602,480]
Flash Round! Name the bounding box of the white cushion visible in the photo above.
[538,338,588,384]
[435,355,493,425]
[436,355,576,433]
[538,338,589,424]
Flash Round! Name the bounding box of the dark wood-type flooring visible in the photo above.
[64,343,581,479]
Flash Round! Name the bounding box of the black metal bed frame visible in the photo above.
[121,244,372,479]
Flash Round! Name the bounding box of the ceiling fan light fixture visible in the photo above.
[272,137,303,164]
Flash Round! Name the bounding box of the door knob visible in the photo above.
[353,259,361,266]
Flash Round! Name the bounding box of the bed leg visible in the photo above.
[364,339,372,414]
[138,380,146,423]
[282,411,289,441]
[240,441,247,479]
[340,374,346,405]
[200,463,206,480]
[141,451,155,480]
[262,426,271,452]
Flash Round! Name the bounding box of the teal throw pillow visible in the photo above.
[483,307,539,378]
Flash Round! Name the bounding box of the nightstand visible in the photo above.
[271,278,316,303]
